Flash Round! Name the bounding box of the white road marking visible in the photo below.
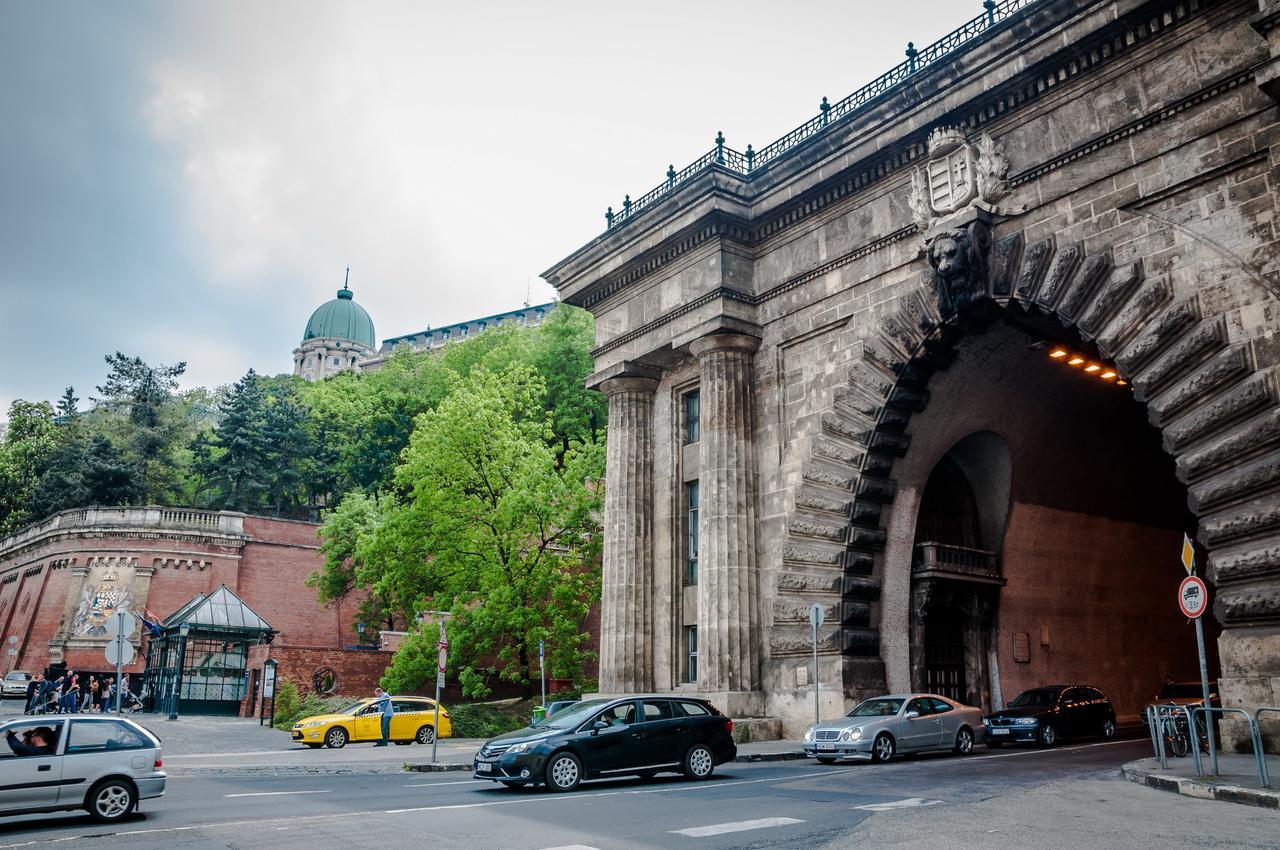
[854,797,944,812]
[224,790,332,798]
[672,817,805,837]
[405,779,488,787]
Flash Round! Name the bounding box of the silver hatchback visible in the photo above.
[0,715,165,822]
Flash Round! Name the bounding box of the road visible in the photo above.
[1,737,1274,849]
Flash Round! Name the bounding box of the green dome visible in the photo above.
[303,287,375,348]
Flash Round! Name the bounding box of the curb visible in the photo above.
[1122,764,1280,810]
[405,763,473,772]
[734,751,808,763]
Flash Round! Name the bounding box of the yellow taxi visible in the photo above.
[291,695,453,748]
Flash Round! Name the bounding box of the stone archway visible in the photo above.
[780,210,1280,745]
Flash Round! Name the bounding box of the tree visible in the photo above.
[29,387,89,518]
[202,370,271,511]
[261,380,313,515]
[95,353,187,501]
[529,305,606,456]
[82,435,143,505]
[0,401,59,533]
[377,365,603,699]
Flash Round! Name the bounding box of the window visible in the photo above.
[331,357,341,366]
[906,697,933,716]
[460,326,468,337]
[595,702,637,727]
[685,625,698,683]
[928,697,954,714]
[684,390,700,444]
[393,699,434,714]
[66,720,148,753]
[685,481,699,584]
[642,700,674,721]
[442,330,451,340]
[675,700,710,717]
[0,721,61,757]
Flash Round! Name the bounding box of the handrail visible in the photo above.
[602,0,1044,231]
[1252,707,1279,788]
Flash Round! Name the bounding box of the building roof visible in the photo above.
[378,301,556,352]
[303,286,376,349]
[162,585,274,635]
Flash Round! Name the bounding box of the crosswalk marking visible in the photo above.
[854,797,944,812]
[672,817,805,837]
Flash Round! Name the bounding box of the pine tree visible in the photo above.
[82,435,143,505]
[206,370,271,511]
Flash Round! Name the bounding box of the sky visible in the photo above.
[1,0,967,412]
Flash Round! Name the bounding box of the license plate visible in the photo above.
[818,743,836,751]
[476,762,493,773]
[990,728,1009,735]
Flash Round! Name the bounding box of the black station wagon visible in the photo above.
[473,696,737,792]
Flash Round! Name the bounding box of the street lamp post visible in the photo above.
[167,623,191,722]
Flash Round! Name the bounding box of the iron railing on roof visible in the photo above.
[603,0,1043,231]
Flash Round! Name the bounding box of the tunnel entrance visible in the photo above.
[900,318,1218,720]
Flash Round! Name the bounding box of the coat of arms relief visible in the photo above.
[71,556,138,638]
[908,127,1019,313]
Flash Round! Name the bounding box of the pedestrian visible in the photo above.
[103,677,115,712]
[24,674,42,715]
[87,676,100,713]
[61,673,79,714]
[373,687,393,747]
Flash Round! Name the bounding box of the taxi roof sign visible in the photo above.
[1181,534,1196,576]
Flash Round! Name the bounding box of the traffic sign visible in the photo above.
[105,611,136,639]
[1181,534,1196,575]
[1179,575,1208,619]
[105,640,135,667]
[809,603,825,629]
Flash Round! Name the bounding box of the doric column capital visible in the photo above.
[599,375,660,397]
[689,332,761,360]
[586,360,661,392]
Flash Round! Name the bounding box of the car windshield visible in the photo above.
[1010,689,1059,707]
[534,698,612,729]
[4,673,26,681]
[848,698,904,717]
[337,701,370,716]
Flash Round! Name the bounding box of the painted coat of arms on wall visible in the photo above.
[72,557,138,638]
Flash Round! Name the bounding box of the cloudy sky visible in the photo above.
[2,0,966,411]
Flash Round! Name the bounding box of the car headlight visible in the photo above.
[839,728,863,742]
[506,741,532,754]
[803,728,814,743]
[1016,717,1038,726]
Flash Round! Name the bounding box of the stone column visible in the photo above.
[690,333,761,695]
[598,375,659,693]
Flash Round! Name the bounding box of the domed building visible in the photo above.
[293,273,376,382]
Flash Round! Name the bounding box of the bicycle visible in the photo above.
[1156,703,1209,757]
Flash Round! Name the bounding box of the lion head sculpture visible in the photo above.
[926,226,989,314]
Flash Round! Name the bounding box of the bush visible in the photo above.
[270,679,351,730]
[448,703,528,739]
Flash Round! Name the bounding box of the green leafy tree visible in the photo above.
[0,400,59,533]
[29,388,89,518]
[95,353,187,502]
[530,305,606,455]
[377,364,603,699]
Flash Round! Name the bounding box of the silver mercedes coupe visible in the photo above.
[802,694,986,763]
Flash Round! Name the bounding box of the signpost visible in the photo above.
[429,612,452,766]
[5,636,16,676]
[539,639,546,710]
[260,659,278,727]
[104,612,136,715]
[809,603,824,726]
[1178,534,1218,774]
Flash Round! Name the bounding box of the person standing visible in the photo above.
[23,674,43,715]
[373,687,393,746]
[87,677,99,713]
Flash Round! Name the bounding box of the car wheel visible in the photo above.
[325,727,348,749]
[86,779,136,823]
[815,756,838,765]
[871,733,895,764]
[415,725,436,745]
[1101,717,1116,739]
[954,727,974,755]
[986,740,1004,749]
[684,743,716,780]
[1038,723,1057,747]
[545,752,582,792]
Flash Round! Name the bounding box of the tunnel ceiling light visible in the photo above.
[1068,356,1085,366]
[1100,370,1117,380]
[1045,345,1128,388]
[1049,349,1068,358]
[1084,363,1101,373]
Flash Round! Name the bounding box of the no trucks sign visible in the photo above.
[1178,575,1208,619]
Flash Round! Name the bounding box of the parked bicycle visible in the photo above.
[1154,702,1209,757]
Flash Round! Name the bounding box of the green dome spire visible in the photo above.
[302,270,376,348]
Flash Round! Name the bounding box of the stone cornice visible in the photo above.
[556,0,1239,320]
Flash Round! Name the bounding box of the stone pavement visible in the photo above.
[1124,754,1280,809]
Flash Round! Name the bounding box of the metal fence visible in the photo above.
[603,0,1043,230]
[1146,703,1274,789]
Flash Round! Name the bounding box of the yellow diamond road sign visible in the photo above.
[1181,534,1196,576]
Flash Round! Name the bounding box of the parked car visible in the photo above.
[802,694,985,764]
[291,695,453,748]
[0,672,31,699]
[473,695,737,792]
[0,715,165,822]
[1140,679,1220,730]
[985,685,1116,747]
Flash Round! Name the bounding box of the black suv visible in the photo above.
[984,685,1116,747]
[473,696,737,792]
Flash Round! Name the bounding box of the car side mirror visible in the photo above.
[591,720,608,734]
[905,710,920,720]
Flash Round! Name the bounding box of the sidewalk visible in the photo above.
[1123,754,1280,809]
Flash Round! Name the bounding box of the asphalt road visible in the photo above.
[4,737,1267,850]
